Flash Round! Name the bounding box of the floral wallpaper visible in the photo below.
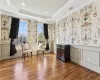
[0,15,38,44]
[48,24,53,41]
[1,15,11,41]
[48,24,55,50]
[0,14,55,50]
[28,20,37,43]
[55,0,100,47]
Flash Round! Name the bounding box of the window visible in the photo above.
[18,20,28,37]
[37,23,45,49]
[18,20,28,43]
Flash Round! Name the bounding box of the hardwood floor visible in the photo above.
[0,54,100,80]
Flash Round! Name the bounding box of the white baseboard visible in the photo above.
[71,57,100,74]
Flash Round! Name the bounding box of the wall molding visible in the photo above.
[71,57,100,74]
[71,45,100,74]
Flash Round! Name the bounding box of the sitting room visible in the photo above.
[0,0,100,80]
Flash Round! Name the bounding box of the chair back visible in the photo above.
[22,42,29,51]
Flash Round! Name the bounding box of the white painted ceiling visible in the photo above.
[0,0,95,23]
[10,0,69,18]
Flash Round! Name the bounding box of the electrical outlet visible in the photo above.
[88,58,90,62]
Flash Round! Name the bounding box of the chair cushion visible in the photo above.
[23,50,32,53]
[37,49,44,51]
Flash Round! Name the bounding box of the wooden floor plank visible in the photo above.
[0,54,100,80]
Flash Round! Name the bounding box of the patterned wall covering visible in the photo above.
[48,24,55,50]
[0,15,38,44]
[1,14,11,43]
[55,0,100,47]
[0,14,54,50]
[48,24,53,41]
[28,20,37,43]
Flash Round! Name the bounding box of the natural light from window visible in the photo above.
[18,20,27,37]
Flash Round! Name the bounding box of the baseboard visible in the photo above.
[71,57,100,74]
[1,55,22,60]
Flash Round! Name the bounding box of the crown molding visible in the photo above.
[52,0,95,21]
[0,9,55,24]
[0,0,95,23]
[20,9,52,19]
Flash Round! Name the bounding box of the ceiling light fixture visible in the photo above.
[45,11,48,14]
[21,3,25,6]
[69,7,73,10]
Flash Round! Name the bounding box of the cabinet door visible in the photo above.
[57,48,60,57]
[61,49,64,59]
[59,48,61,57]
[57,48,59,56]
[2,44,10,56]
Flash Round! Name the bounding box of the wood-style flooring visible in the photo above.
[0,54,100,80]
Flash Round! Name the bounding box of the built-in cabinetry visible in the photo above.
[1,44,10,60]
[0,43,37,60]
[56,44,70,62]
[1,44,22,60]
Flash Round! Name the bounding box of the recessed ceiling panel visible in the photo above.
[10,0,69,17]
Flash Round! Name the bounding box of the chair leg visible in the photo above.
[31,52,32,58]
[37,51,38,57]
[22,54,23,59]
[23,54,25,61]
[27,53,28,57]
[43,51,44,58]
